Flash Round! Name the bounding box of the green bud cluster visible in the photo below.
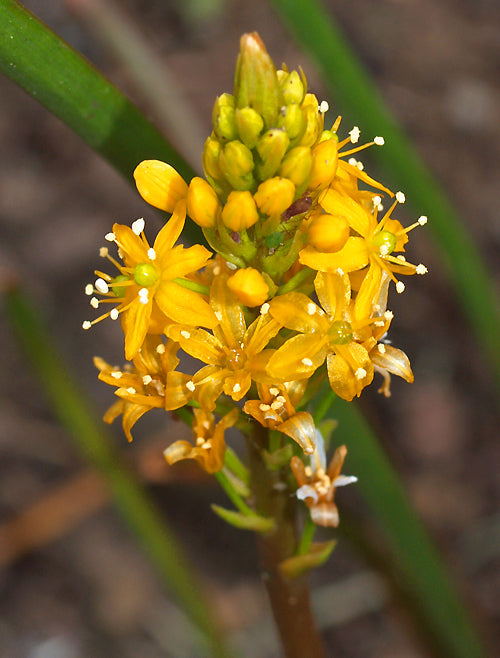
[202,33,325,204]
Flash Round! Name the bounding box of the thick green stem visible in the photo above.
[247,425,326,658]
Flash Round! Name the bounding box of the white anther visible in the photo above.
[373,195,382,207]
[110,308,119,320]
[374,136,385,146]
[374,320,385,327]
[180,330,191,339]
[348,157,358,166]
[213,266,221,276]
[416,264,428,275]
[138,288,149,304]
[105,232,116,242]
[349,126,360,143]
[132,218,145,235]
[126,387,136,395]
[336,268,345,276]
[301,358,313,367]
[142,375,152,385]
[186,380,195,392]
[396,281,405,293]
[147,248,156,260]
[82,321,91,330]
[111,371,122,379]
[201,442,211,450]
[85,284,94,296]
[156,344,166,354]
[94,278,109,294]
[269,387,280,396]
[307,302,316,315]
[202,420,211,430]
[232,383,241,393]
[90,297,99,309]
[397,255,406,261]
[117,248,124,259]
[355,368,367,380]
[357,160,364,170]
[260,302,270,315]
[378,344,386,354]
[379,245,389,256]
[196,437,205,446]
[319,100,329,113]
[418,215,428,225]
[226,261,237,270]
[99,247,109,257]
[270,401,282,411]
[259,403,271,412]
[396,191,406,204]
[275,395,286,404]
[384,310,394,321]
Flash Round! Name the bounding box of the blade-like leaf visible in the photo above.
[270,0,500,387]
[3,286,230,658]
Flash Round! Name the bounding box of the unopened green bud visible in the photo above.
[236,107,264,149]
[255,129,290,181]
[234,33,279,130]
[279,146,313,187]
[277,103,305,142]
[212,93,238,142]
[219,140,255,191]
[280,69,305,105]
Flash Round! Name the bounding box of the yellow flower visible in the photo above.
[291,439,357,527]
[267,271,405,401]
[164,408,239,474]
[83,205,218,360]
[94,336,192,441]
[243,382,315,454]
[300,186,428,298]
[166,275,281,410]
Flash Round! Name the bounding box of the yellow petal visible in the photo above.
[314,271,351,320]
[123,297,153,361]
[112,223,148,265]
[153,200,186,258]
[269,292,326,334]
[134,161,188,212]
[277,411,316,454]
[267,333,327,381]
[299,237,369,273]
[155,281,218,328]
[210,275,246,348]
[160,243,212,280]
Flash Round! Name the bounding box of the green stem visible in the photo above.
[172,277,210,295]
[297,515,316,556]
[214,470,255,516]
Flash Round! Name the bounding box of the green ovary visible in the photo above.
[371,230,397,255]
[328,321,353,345]
[111,274,128,298]
[133,263,159,287]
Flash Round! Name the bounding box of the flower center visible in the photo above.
[371,230,397,256]
[133,262,159,287]
[328,321,353,345]
[224,347,245,369]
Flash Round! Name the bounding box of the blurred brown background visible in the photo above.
[0,1,499,656]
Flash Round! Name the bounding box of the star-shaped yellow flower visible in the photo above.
[94,336,192,441]
[84,202,218,359]
[167,275,281,410]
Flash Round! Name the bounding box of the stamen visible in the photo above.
[186,380,195,392]
[126,387,136,395]
[416,264,428,275]
[180,330,191,339]
[374,136,385,146]
[259,403,271,412]
[355,368,367,380]
[384,310,394,321]
[275,395,286,404]
[307,302,316,315]
[301,358,313,367]
[319,100,329,113]
[94,278,109,294]
[269,387,280,396]
[138,288,149,304]
[196,437,205,446]
[105,232,116,242]
[349,126,360,143]
[270,400,282,411]
[89,297,99,309]
[85,284,94,296]
[232,383,241,393]
[260,302,270,315]
[99,247,109,257]
[378,344,386,354]
[82,321,91,330]
[110,308,119,320]
[142,375,152,385]
[396,191,406,204]
[111,371,122,379]
[396,281,405,293]
[147,248,156,260]
[132,218,145,235]
[156,344,166,354]
[418,215,428,225]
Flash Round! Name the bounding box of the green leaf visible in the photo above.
[279,540,336,579]
[211,504,275,533]
[270,0,500,388]
[314,390,487,658]
[0,0,204,243]
[3,286,230,658]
